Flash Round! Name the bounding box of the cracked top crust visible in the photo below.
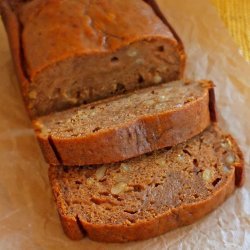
[16,0,177,80]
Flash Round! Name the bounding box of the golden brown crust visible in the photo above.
[35,81,215,166]
[58,211,85,240]
[38,135,60,165]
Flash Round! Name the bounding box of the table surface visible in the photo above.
[212,0,250,62]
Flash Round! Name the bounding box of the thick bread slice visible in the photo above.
[49,126,244,242]
[34,80,216,166]
[0,0,185,117]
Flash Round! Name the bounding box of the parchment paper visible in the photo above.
[0,0,249,249]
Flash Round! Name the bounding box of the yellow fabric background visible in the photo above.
[212,0,250,62]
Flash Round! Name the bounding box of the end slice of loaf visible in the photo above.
[34,80,216,166]
[49,125,244,242]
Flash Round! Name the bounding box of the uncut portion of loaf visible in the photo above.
[34,80,216,166]
[49,126,244,243]
[0,0,185,117]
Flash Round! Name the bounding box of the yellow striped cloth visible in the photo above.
[212,0,250,62]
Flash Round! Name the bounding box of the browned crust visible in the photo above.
[35,82,215,166]
[208,86,217,122]
[35,135,60,165]
[143,0,186,77]
[226,134,245,187]
[57,212,84,240]
[197,80,217,122]
[48,161,237,242]
[1,0,186,118]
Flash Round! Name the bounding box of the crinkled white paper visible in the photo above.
[0,0,249,249]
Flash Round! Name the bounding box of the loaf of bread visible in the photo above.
[49,125,244,242]
[33,80,216,166]
[0,0,185,117]
[0,0,246,246]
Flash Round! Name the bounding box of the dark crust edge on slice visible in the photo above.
[34,80,215,166]
[48,127,244,242]
[226,133,244,187]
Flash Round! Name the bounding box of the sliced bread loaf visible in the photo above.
[34,80,216,166]
[0,0,185,117]
[49,125,244,242]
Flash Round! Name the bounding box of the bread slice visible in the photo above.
[49,125,244,242]
[33,80,216,166]
[0,0,185,117]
